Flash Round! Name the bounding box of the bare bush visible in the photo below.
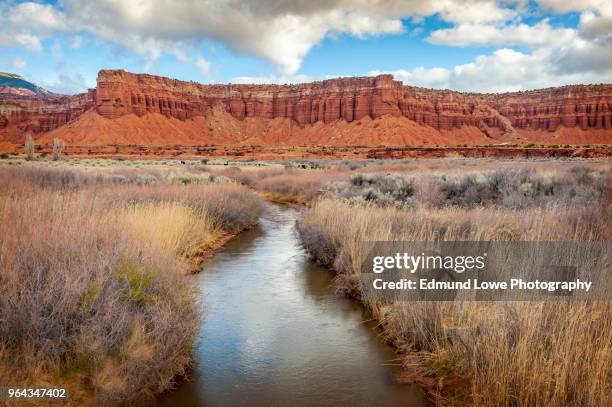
[0,165,263,404]
[327,166,611,209]
[256,174,323,203]
[24,134,35,161]
[52,138,64,161]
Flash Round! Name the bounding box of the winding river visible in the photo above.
[156,203,427,406]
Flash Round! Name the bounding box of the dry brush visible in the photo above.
[0,165,262,405]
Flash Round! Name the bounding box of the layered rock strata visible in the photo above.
[0,90,95,138]
[1,69,610,146]
[95,70,612,133]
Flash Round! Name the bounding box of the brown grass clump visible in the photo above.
[256,174,323,203]
[122,201,220,260]
[0,165,263,405]
[250,168,347,203]
[297,167,611,406]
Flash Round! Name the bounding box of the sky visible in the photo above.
[0,0,610,94]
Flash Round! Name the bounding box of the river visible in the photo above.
[156,203,427,406]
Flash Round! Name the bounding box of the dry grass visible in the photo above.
[0,165,262,405]
[256,174,323,203]
[206,166,342,203]
[121,201,221,268]
[207,158,612,208]
[297,163,612,406]
[327,164,611,209]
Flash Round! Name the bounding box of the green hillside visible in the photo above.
[0,72,50,95]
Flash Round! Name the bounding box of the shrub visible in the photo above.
[52,138,64,161]
[0,186,199,404]
[349,173,375,187]
[25,134,35,161]
[327,167,610,209]
[256,174,323,203]
[0,165,264,404]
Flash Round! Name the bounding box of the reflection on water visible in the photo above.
[156,204,427,406]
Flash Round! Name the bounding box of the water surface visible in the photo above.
[157,204,426,406]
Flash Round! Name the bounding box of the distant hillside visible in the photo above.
[1,69,610,147]
[0,72,53,97]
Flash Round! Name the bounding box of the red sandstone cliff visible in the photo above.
[1,69,611,147]
[0,91,95,143]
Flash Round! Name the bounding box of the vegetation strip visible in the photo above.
[0,165,262,405]
[291,163,611,406]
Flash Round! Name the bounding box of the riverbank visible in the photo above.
[0,164,263,405]
[296,164,611,406]
[2,157,610,406]
[212,158,612,405]
[156,203,428,407]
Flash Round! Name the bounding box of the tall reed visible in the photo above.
[298,193,611,406]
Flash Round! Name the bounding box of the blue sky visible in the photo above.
[0,1,610,94]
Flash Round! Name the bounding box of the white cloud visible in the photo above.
[536,0,608,13]
[420,1,612,90]
[579,10,612,40]
[428,20,576,47]
[0,0,571,76]
[40,72,91,94]
[0,2,69,52]
[0,1,610,92]
[7,0,495,74]
[195,57,211,77]
[73,1,406,75]
[451,49,548,92]
[8,2,67,35]
[11,58,26,70]
[373,46,612,93]
[435,0,522,24]
[551,35,612,76]
[13,33,42,52]
[34,0,591,80]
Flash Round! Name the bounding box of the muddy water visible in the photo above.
[156,204,427,406]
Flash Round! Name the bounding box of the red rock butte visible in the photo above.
[1,69,611,148]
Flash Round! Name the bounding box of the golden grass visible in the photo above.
[121,201,222,267]
[298,198,611,406]
[0,165,263,405]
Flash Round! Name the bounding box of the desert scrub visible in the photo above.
[327,166,611,209]
[0,165,263,405]
[0,188,197,405]
[328,173,417,207]
[297,199,611,406]
[24,133,35,160]
[52,138,64,161]
[253,169,346,204]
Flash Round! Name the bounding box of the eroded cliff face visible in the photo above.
[95,70,407,125]
[94,69,611,134]
[0,90,95,142]
[1,69,610,146]
[490,86,612,131]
